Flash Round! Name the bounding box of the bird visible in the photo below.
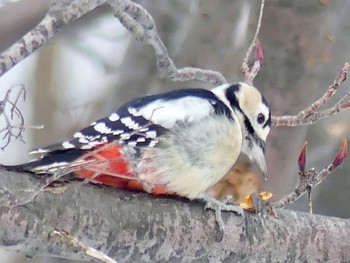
[4,82,271,237]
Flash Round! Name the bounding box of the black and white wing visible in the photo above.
[32,88,233,154]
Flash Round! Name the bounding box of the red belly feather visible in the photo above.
[74,144,174,195]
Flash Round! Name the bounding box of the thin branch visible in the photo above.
[0,0,108,77]
[1,0,228,85]
[0,85,27,150]
[241,0,265,85]
[273,138,348,209]
[272,62,350,127]
[109,0,228,86]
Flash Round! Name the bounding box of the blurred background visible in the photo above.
[0,0,350,262]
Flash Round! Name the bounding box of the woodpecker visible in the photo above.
[4,82,271,235]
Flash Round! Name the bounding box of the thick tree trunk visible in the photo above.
[0,169,349,263]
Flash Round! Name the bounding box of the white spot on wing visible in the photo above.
[94,123,106,132]
[113,130,124,135]
[78,138,89,144]
[29,148,49,154]
[80,145,93,150]
[94,123,112,134]
[86,141,100,147]
[121,117,140,130]
[74,132,84,138]
[128,107,141,116]
[62,141,75,149]
[127,141,137,147]
[109,113,120,121]
[120,133,130,140]
[148,141,158,147]
[146,131,157,138]
[136,137,146,142]
[34,162,69,172]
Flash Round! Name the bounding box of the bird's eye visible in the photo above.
[257,113,265,124]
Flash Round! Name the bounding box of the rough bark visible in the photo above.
[0,168,349,263]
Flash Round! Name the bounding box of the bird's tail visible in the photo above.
[3,144,174,195]
[2,148,87,174]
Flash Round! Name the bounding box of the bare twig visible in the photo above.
[241,0,265,85]
[0,85,26,150]
[273,62,350,127]
[109,1,227,86]
[1,0,228,85]
[0,0,107,77]
[273,138,348,209]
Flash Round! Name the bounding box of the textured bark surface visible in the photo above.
[0,169,349,263]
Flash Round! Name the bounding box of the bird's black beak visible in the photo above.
[251,139,268,180]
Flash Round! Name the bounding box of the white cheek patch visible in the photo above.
[251,101,271,141]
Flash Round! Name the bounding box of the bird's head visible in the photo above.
[224,82,271,180]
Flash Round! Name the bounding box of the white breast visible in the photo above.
[138,114,242,199]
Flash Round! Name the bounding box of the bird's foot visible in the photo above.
[199,194,244,242]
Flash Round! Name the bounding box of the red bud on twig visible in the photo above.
[298,141,308,172]
[332,138,348,167]
[255,39,264,64]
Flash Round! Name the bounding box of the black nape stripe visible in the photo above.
[225,84,241,111]
[263,112,271,128]
[262,95,271,128]
[244,117,255,135]
[226,84,256,136]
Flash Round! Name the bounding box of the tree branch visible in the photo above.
[273,138,348,210]
[107,0,228,85]
[272,62,350,127]
[0,0,227,85]
[0,0,108,77]
[241,0,265,85]
[1,168,350,262]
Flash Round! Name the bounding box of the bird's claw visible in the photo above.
[200,194,244,242]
